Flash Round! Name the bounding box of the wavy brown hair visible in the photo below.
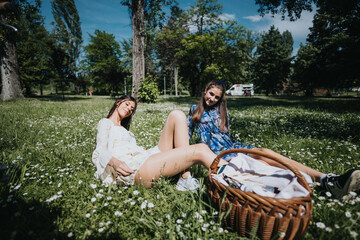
[107,95,137,130]
[191,81,228,132]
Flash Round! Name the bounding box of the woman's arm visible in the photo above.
[92,119,134,177]
[92,119,113,169]
[108,157,134,176]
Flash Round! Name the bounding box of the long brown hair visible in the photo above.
[107,95,137,130]
[191,80,229,132]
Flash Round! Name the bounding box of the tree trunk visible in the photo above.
[50,79,54,94]
[170,71,173,96]
[74,84,79,94]
[1,33,24,101]
[72,62,79,94]
[131,0,145,100]
[174,66,178,96]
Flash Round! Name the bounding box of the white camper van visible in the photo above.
[226,84,254,96]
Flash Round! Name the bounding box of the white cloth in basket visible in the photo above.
[212,153,313,199]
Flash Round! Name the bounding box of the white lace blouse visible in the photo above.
[92,118,159,185]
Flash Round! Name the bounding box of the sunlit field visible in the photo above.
[1,96,360,239]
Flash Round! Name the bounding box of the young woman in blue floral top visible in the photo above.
[187,81,253,161]
[186,80,360,199]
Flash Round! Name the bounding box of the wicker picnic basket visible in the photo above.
[207,148,313,240]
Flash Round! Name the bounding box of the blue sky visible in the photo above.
[40,0,316,55]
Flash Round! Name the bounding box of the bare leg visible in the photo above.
[135,143,227,188]
[249,148,324,182]
[157,110,191,178]
[157,110,189,151]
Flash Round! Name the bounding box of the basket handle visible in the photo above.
[210,148,313,194]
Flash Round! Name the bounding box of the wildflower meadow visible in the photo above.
[0,96,360,239]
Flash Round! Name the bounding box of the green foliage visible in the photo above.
[257,0,360,90]
[121,0,178,97]
[83,30,127,95]
[154,0,257,97]
[255,0,314,20]
[304,1,360,89]
[177,24,253,96]
[51,0,82,64]
[16,1,53,96]
[253,26,293,95]
[187,0,223,34]
[138,74,159,103]
[51,0,82,91]
[2,0,358,99]
[0,0,30,48]
[292,43,321,95]
[154,5,188,90]
[0,0,40,99]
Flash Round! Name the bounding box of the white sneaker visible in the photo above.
[321,170,360,199]
[176,174,200,191]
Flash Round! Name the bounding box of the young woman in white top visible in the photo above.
[92,95,228,188]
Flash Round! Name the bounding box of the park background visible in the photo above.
[1,0,360,239]
[1,0,359,99]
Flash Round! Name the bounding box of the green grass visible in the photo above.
[1,95,360,239]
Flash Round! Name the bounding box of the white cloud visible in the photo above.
[244,11,315,43]
[264,11,314,39]
[243,15,262,22]
[219,13,236,21]
[187,13,236,33]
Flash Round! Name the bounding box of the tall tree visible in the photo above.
[175,0,254,96]
[292,43,320,95]
[177,22,251,96]
[83,30,126,95]
[155,4,188,96]
[121,0,175,100]
[17,0,52,96]
[256,0,360,91]
[253,26,293,95]
[188,0,222,35]
[51,0,82,92]
[142,0,173,77]
[120,38,133,95]
[176,0,223,96]
[242,30,261,85]
[306,1,360,89]
[49,35,72,95]
[121,0,145,100]
[0,0,23,100]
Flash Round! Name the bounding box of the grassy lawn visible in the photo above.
[0,95,360,239]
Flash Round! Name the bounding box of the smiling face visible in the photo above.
[204,86,223,107]
[116,100,136,120]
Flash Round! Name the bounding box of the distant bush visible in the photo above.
[138,74,159,103]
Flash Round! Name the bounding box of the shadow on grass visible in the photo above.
[232,112,360,143]
[159,96,360,142]
[29,94,114,102]
[226,96,360,114]
[87,233,129,239]
[0,185,66,240]
[157,96,199,105]
[157,95,360,114]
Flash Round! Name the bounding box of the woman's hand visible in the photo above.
[108,157,135,176]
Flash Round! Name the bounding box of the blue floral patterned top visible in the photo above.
[187,105,254,161]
